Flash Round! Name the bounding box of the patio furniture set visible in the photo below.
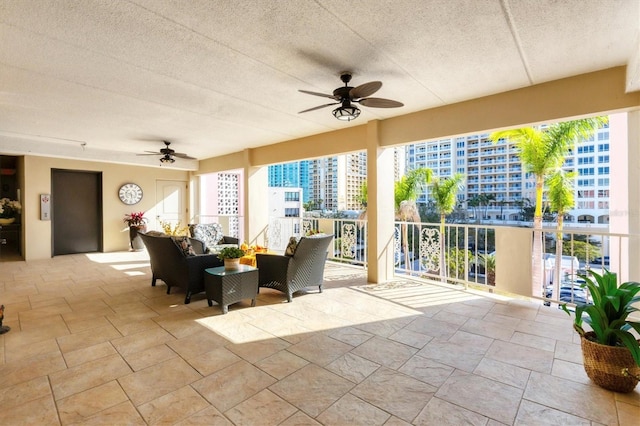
[139,223,332,313]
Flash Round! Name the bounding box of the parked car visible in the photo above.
[591,256,610,266]
[545,281,590,305]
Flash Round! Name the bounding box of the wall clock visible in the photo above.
[118,183,143,205]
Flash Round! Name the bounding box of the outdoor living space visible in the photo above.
[0,252,638,425]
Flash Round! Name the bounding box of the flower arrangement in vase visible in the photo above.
[123,212,147,250]
[0,198,21,224]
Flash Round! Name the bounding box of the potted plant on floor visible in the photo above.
[217,246,246,270]
[561,269,640,392]
[123,211,148,251]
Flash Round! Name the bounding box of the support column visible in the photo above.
[609,111,640,282]
[366,120,396,283]
[243,150,269,247]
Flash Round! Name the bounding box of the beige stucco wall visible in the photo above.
[23,156,189,260]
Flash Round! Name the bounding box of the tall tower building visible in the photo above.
[405,122,610,224]
[268,161,311,203]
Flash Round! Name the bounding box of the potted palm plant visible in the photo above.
[561,269,640,392]
[217,246,246,270]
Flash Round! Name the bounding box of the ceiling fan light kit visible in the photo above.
[332,104,360,121]
[299,72,403,121]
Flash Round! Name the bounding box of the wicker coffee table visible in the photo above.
[204,265,259,314]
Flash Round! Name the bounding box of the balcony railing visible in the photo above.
[267,217,637,309]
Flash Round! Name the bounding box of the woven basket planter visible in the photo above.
[581,331,639,393]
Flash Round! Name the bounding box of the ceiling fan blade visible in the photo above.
[358,97,404,108]
[298,102,339,114]
[299,89,339,100]
[137,152,162,156]
[173,153,196,160]
[350,81,382,99]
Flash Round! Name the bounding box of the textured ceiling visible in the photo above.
[1,0,639,169]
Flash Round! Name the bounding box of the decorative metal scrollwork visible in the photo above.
[420,227,440,272]
[341,223,357,259]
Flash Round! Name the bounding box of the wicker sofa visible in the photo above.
[256,234,333,302]
[139,232,222,304]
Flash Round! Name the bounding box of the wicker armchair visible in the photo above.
[139,232,222,304]
[256,235,333,302]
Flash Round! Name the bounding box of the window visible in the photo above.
[456,141,465,148]
[598,178,609,186]
[598,189,609,198]
[578,145,594,154]
[598,131,609,141]
[577,179,594,186]
[578,168,594,176]
[598,143,609,152]
[284,208,299,217]
[284,191,300,201]
[578,157,594,165]
[598,201,609,209]
[598,167,609,175]
[578,201,595,209]
[598,155,609,163]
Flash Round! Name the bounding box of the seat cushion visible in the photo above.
[207,243,239,254]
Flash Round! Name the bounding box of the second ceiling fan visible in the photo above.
[299,72,403,121]
[138,141,195,164]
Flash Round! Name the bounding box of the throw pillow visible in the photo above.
[189,223,224,247]
[285,236,300,256]
[172,236,196,257]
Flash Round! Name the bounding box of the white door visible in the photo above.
[155,180,188,231]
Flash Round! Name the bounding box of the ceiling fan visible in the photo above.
[138,141,195,164]
[298,72,404,121]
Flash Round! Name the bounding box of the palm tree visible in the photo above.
[547,169,577,300]
[395,168,433,270]
[467,196,481,222]
[430,173,465,278]
[490,117,606,298]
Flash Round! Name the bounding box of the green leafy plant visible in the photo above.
[562,269,640,367]
[217,246,246,260]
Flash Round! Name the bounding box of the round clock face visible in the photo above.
[118,183,143,205]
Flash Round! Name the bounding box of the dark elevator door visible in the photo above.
[52,169,102,256]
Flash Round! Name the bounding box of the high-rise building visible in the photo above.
[405,123,611,224]
[267,161,311,203]
[270,154,365,212]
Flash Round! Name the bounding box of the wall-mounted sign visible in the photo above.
[40,194,50,221]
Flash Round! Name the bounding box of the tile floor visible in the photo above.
[0,251,638,425]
